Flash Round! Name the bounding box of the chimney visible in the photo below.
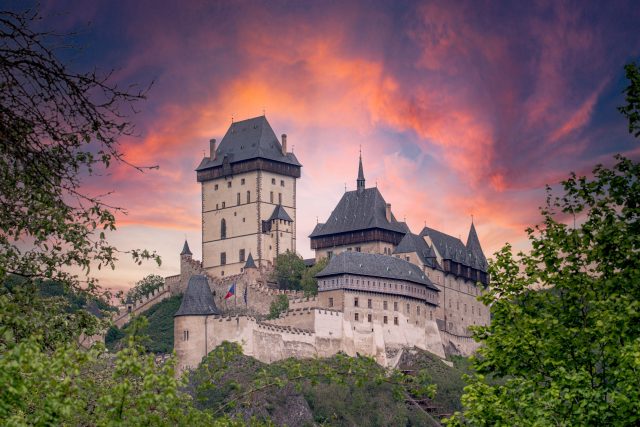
[385,203,392,222]
[281,133,287,155]
[209,138,217,159]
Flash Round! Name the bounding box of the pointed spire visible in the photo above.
[244,253,257,269]
[180,240,192,256]
[357,148,365,191]
[466,221,483,256]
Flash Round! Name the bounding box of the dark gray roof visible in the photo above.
[268,204,293,222]
[180,240,192,256]
[357,155,365,182]
[420,226,487,271]
[316,252,439,290]
[466,223,487,266]
[196,116,301,171]
[309,188,406,237]
[304,258,316,267]
[174,275,220,317]
[393,233,437,268]
[244,253,257,269]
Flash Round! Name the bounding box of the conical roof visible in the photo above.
[268,204,293,222]
[244,253,257,269]
[180,240,192,256]
[174,275,219,317]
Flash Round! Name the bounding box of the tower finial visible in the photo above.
[357,149,365,191]
[471,213,474,224]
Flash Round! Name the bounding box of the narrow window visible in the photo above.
[183,330,189,341]
[247,191,251,203]
[214,184,219,190]
[367,299,372,308]
[327,251,333,259]
[354,297,359,307]
[241,178,245,185]
[328,297,334,307]
[220,219,226,239]
[278,193,282,204]
[383,301,388,310]
[280,179,284,187]
[270,191,274,203]
[407,303,410,313]
[367,314,372,323]
[355,247,361,252]
[394,301,398,311]
[417,306,421,316]
[430,311,433,320]
[239,249,245,262]
[394,317,399,325]
[383,316,388,324]
[222,201,226,208]
[227,181,232,188]
[354,313,359,321]
[237,193,240,205]
[271,178,276,184]
[220,252,226,265]
[464,304,467,313]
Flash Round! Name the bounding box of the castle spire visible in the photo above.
[357,148,365,191]
[180,239,192,256]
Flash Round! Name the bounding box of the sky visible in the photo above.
[27,0,640,293]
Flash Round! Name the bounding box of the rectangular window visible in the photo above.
[464,304,467,313]
[227,181,231,188]
[247,191,251,203]
[355,247,361,252]
[354,313,359,321]
[222,201,226,208]
[417,306,421,316]
[430,311,433,320]
[394,301,398,311]
[383,316,388,324]
[406,256,410,261]
[239,249,245,263]
[278,193,282,204]
[237,193,240,205]
[383,301,388,310]
[183,330,189,341]
[354,297,359,307]
[272,178,276,184]
[367,314,372,323]
[214,184,219,190]
[394,317,399,325]
[328,297,334,307]
[367,299,372,308]
[407,303,410,313]
[241,178,245,185]
[220,252,226,265]
[280,180,284,187]
[327,251,333,259]
[270,191,274,203]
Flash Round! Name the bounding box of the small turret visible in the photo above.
[357,152,365,191]
[180,240,192,257]
[244,253,257,269]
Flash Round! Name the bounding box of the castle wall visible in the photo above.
[113,284,171,328]
[315,241,395,261]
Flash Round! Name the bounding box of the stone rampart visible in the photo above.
[439,329,480,356]
[112,284,171,328]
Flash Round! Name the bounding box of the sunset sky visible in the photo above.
[31,0,640,292]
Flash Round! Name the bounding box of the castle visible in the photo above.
[113,116,490,374]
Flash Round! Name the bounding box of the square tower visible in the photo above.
[196,116,302,277]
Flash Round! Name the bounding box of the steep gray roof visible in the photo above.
[174,275,220,317]
[420,226,487,271]
[309,187,406,237]
[244,253,257,269]
[466,223,487,266]
[268,204,293,222]
[393,233,437,268]
[316,252,439,290]
[180,240,192,256]
[196,116,301,171]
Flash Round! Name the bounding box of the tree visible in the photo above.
[271,251,306,290]
[448,158,640,420]
[619,61,640,137]
[126,274,165,302]
[268,294,289,320]
[300,257,328,296]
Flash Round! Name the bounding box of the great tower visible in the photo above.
[196,116,302,277]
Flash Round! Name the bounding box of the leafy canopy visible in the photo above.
[270,250,306,290]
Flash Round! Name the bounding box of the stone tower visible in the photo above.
[195,116,302,277]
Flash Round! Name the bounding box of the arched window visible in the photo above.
[221,219,226,239]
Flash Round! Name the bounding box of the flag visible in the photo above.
[243,285,248,305]
[224,283,236,300]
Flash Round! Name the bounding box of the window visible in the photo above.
[227,181,231,188]
[247,191,251,203]
[220,252,226,265]
[417,306,421,316]
[327,251,333,259]
[457,301,460,310]
[278,193,282,205]
[347,247,352,251]
[472,306,474,315]
[394,317,399,325]
[367,299,372,308]
[222,201,225,208]
[216,203,219,210]
[383,316,388,324]
[237,193,240,205]
[394,301,398,311]
[328,297,334,307]
[220,219,226,239]
[270,191,274,203]
[354,297,359,307]
[214,184,219,190]
[367,314,372,323]
[355,247,361,252]
[280,179,284,187]
[383,301,388,310]
[183,330,189,341]
[430,311,433,320]
[271,178,276,184]
[407,303,410,313]
[354,313,359,321]
[464,304,467,313]
[405,256,410,261]
[239,249,245,262]
[241,178,245,185]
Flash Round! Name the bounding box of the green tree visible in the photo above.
[448,156,640,425]
[300,257,328,296]
[619,61,640,137]
[268,294,289,320]
[126,274,165,303]
[271,250,306,290]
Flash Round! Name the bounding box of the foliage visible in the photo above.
[619,61,640,137]
[186,342,437,425]
[271,250,306,290]
[447,156,640,426]
[0,8,159,296]
[268,294,289,320]
[300,257,328,296]
[107,295,183,353]
[126,274,165,303]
